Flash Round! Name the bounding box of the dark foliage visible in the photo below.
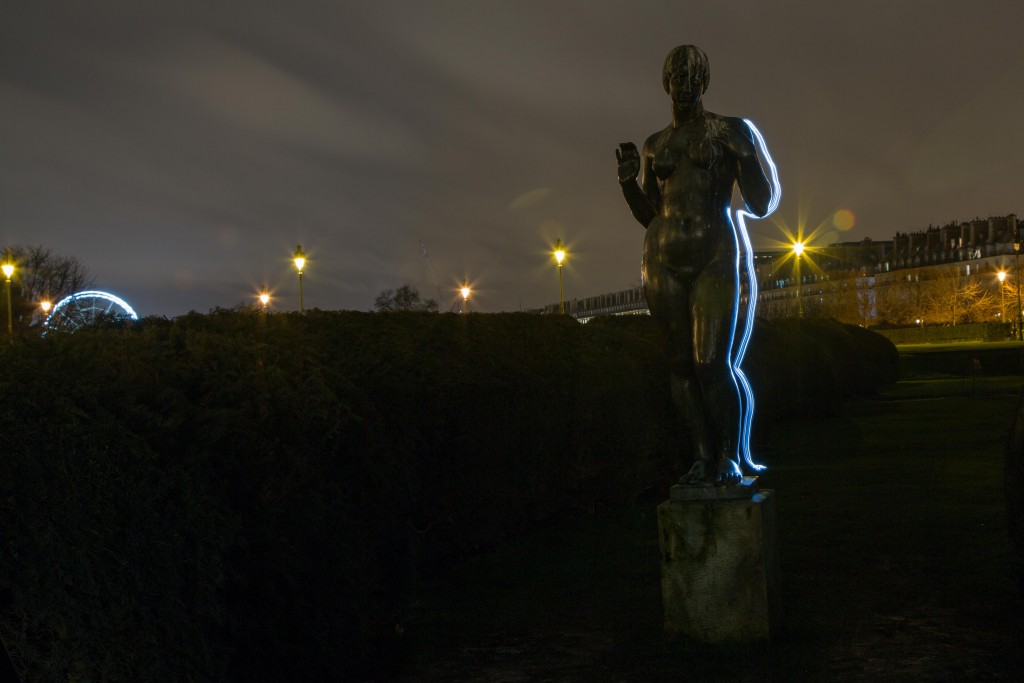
[1007,389,1024,563]
[0,311,894,680]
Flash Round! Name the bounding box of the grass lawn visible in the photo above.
[896,341,1024,353]
[392,375,1024,682]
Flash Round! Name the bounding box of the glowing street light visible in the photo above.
[997,271,1007,324]
[40,300,52,314]
[1016,242,1023,340]
[553,238,566,314]
[460,283,471,314]
[293,245,306,313]
[792,240,805,318]
[1,259,13,342]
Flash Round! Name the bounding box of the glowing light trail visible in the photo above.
[729,119,781,472]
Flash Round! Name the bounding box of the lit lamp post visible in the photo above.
[40,300,52,315]
[460,283,471,314]
[997,271,1007,326]
[553,238,566,314]
[792,240,805,318]
[1016,242,1023,340]
[258,291,270,315]
[1,259,13,342]
[293,245,306,313]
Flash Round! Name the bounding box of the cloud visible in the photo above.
[152,33,425,163]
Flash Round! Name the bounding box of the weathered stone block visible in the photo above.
[657,490,780,642]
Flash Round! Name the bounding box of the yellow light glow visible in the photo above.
[1,264,13,279]
[460,286,470,300]
[259,292,270,305]
[792,241,805,257]
[998,271,1007,282]
[40,300,52,313]
[293,245,306,272]
[554,238,566,265]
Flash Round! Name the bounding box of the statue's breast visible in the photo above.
[653,128,723,180]
[652,144,680,180]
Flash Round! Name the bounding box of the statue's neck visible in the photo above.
[672,102,705,128]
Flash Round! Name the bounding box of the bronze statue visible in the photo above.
[616,45,777,486]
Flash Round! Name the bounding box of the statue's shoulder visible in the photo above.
[715,115,757,150]
[641,127,670,153]
[717,114,750,135]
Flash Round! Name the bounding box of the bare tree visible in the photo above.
[875,273,929,325]
[373,285,438,312]
[920,267,993,325]
[813,272,876,326]
[2,245,93,331]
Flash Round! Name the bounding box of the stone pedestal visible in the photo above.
[657,489,780,642]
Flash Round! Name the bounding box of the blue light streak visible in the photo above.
[729,119,781,472]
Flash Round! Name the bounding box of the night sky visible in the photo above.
[4,1,1023,316]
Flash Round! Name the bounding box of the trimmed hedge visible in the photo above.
[876,322,1011,345]
[0,310,895,680]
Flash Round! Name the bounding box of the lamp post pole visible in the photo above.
[554,239,566,314]
[998,271,1007,328]
[2,260,13,343]
[293,245,306,313]
[1015,243,1022,340]
[793,241,804,318]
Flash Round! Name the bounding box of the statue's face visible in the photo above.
[667,57,705,109]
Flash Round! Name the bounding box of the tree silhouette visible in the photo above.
[1,245,93,333]
[373,285,438,312]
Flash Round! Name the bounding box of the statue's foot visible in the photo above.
[678,460,714,486]
[713,456,742,487]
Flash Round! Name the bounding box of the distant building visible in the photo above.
[542,213,1020,327]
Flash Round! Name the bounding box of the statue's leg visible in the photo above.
[643,260,715,484]
[691,258,742,485]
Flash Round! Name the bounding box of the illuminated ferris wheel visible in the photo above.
[43,290,139,334]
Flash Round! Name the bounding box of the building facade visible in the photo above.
[547,214,1021,328]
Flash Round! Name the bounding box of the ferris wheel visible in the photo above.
[43,290,139,334]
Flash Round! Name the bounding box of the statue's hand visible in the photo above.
[616,142,640,184]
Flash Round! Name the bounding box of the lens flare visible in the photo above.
[833,208,855,231]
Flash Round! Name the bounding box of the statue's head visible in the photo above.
[662,45,710,95]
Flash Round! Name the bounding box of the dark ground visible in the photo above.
[385,375,1024,682]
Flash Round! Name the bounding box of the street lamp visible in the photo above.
[460,283,471,314]
[258,291,270,313]
[293,245,306,313]
[553,238,566,314]
[792,240,805,318]
[40,300,52,315]
[1,259,13,342]
[1016,242,1022,340]
[997,271,1007,326]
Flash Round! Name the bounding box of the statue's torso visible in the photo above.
[643,114,738,267]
